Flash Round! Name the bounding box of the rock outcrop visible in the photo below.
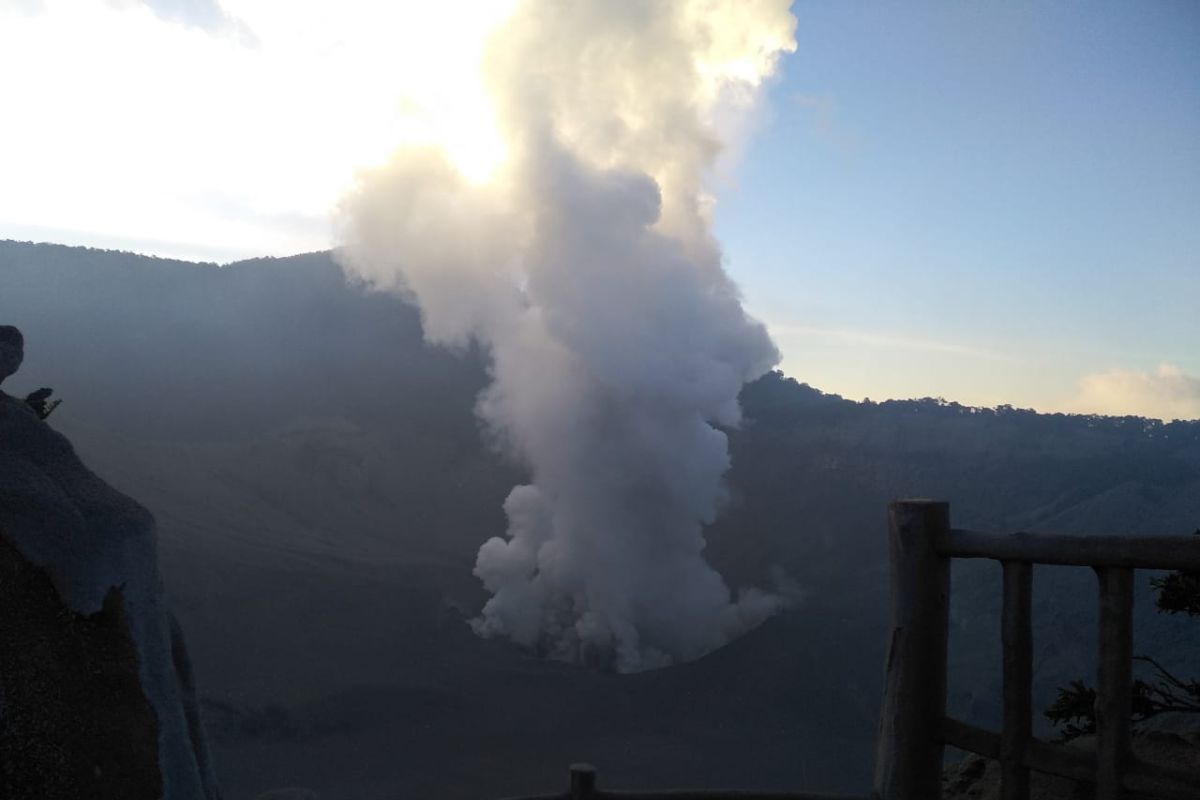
[0,325,21,386]
[0,326,220,800]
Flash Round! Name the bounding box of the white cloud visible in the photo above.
[1070,364,1200,421]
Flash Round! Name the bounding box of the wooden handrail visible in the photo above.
[910,504,1200,800]
[938,527,1200,571]
[942,717,1200,800]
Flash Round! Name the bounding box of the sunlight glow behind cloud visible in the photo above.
[0,0,513,259]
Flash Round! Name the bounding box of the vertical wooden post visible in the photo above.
[570,763,597,800]
[1095,567,1133,800]
[1000,561,1033,800]
[875,500,951,800]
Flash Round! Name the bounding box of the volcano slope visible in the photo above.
[2,240,1197,799]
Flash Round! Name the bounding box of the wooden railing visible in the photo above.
[879,500,1200,800]
[500,500,1200,800]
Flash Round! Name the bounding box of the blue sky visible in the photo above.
[1,1,1196,418]
[717,2,1199,414]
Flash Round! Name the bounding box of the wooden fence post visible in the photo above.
[1001,561,1033,800]
[1095,567,1133,800]
[570,763,597,800]
[875,500,951,800]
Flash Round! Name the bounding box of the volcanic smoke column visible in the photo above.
[339,0,797,672]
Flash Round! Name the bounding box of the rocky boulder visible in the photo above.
[0,326,220,800]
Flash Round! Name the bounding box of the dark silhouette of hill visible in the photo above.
[0,240,488,441]
[2,239,1196,799]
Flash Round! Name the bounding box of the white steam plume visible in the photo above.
[339,0,797,672]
